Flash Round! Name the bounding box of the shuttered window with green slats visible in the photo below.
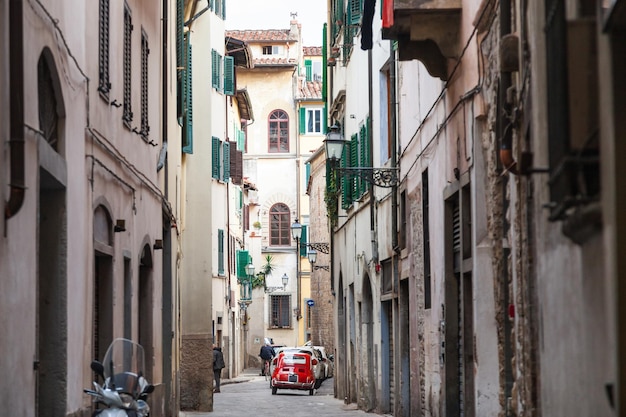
[183,33,193,153]
[212,136,221,179]
[218,229,225,275]
[224,55,234,95]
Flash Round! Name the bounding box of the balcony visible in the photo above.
[382,0,461,80]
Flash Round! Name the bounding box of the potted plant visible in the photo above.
[253,220,262,230]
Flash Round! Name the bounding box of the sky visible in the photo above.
[226,0,328,46]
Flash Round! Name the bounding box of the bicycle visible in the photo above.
[263,359,271,381]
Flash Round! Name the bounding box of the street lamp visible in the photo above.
[324,124,399,188]
[241,262,254,302]
[265,272,288,293]
[291,219,302,320]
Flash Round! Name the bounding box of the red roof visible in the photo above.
[225,29,297,42]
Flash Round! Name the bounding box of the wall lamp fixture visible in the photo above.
[324,124,399,188]
[114,219,126,232]
[265,273,289,293]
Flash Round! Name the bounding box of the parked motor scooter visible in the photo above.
[84,338,155,416]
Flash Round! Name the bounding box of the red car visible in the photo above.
[270,351,318,395]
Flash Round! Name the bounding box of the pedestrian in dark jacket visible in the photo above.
[213,344,225,392]
[259,343,275,376]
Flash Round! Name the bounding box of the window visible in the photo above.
[341,118,371,208]
[312,61,322,82]
[224,55,234,95]
[123,3,133,125]
[38,49,60,151]
[212,49,223,91]
[98,0,110,96]
[422,170,431,309]
[212,137,231,181]
[268,110,289,152]
[176,0,184,124]
[218,229,225,275]
[308,109,322,134]
[380,66,392,162]
[269,203,291,246]
[140,30,149,139]
[262,45,283,55]
[182,33,193,153]
[270,294,292,328]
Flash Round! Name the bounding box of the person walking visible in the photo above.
[259,342,275,376]
[213,343,225,393]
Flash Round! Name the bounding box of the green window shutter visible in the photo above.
[212,137,220,179]
[211,50,218,89]
[299,108,306,134]
[183,34,193,154]
[341,141,351,209]
[349,0,361,24]
[221,0,226,19]
[223,141,231,181]
[224,55,234,95]
[239,188,243,209]
[176,0,184,71]
[237,250,249,279]
[305,162,311,189]
[305,59,312,82]
[218,229,225,275]
[350,133,359,200]
[300,225,308,257]
[209,0,214,10]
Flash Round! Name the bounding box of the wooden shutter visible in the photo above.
[212,137,220,179]
[223,141,231,181]
[237,250,249,279]
[299,108,306,134]
[218,229,225,275]
[224,55,234,95]
[183,33,193,153]
[230,141,242,185]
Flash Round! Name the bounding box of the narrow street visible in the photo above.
[180,369,387,417]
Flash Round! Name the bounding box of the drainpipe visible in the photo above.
[5,0,25,221]
[368,50,377,262]
[390,43,399,254]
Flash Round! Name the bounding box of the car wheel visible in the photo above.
[309,389,314,396]
[272,387,277,395]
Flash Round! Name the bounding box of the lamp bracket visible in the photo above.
[336,167,399,188]
[307,242,330,254]
[312,265,330,271]
[264,286,285,293]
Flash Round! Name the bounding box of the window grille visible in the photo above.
[270,294,291,328]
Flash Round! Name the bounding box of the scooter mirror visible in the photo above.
[90,360,105,378]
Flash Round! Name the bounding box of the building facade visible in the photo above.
[1,0,168,415]
[321,0,626,416]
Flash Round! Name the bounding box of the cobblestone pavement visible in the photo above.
[180,369,388,417]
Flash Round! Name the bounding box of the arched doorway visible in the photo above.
[139,244,154,381]
[36,47,67,417]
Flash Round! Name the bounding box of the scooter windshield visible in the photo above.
[102,338,145,395]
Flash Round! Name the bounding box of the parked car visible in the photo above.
[270,351,317,395]
[272,346,324,388]
[311,346,333,379]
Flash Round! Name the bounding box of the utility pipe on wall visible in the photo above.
[5,0,26,221]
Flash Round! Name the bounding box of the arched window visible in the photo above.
[268,109,289,153]
[269,203,291,246]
